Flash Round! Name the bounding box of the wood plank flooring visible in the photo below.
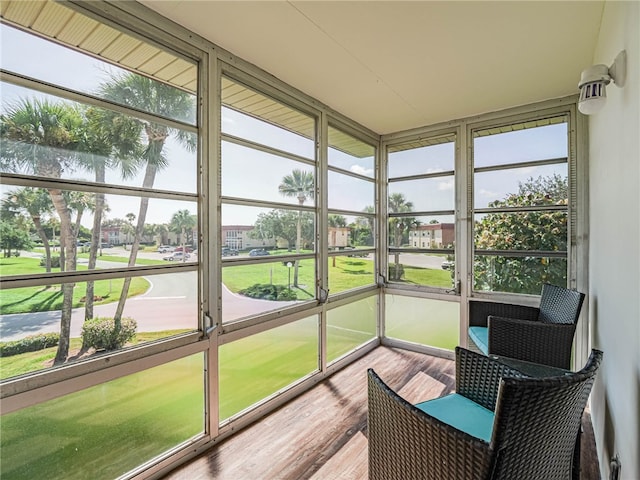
[163,346,599,480]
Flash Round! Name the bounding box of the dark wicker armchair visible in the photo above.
[367,347,602,480]
[468,283,586,369]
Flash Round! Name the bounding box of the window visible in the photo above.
[327,125,377,295]
[472,119,569,295]
[386,135,456,289]
[220,76,317,323]
[1,4,202,478]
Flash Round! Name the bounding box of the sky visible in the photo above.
[1,22,567,230]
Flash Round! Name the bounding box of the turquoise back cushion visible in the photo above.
[469,326,489,354]
[415,393,494,443]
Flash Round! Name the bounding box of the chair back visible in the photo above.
[538,283,585,325]
[367,368,492,480]
[489,349,603,480]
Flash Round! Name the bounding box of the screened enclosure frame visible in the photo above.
[0,1,589,479]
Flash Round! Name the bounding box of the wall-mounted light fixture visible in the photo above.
[578,50,626,115]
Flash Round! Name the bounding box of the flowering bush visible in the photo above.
[81,317,137,351]
[0,333,60,357]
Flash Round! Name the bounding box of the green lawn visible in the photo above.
[0,257,150,315]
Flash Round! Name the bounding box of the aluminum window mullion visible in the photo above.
[388,170,455,183]
[0,173,198,202]
[222,133,316,166]
[221,196,317,213]
[327,165,376,183]
[473,156,568,174]
[1,263,198,289]
[474,204,568,214]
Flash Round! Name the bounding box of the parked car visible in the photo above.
[163,252,191,261]
[222,247,239,256]
[249,248,270,256]
[174,246,193,253]
[441,260,455,270]
[157,245,174,253]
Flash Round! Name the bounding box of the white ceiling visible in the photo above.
[140,1,604,135]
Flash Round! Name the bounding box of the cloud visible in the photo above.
[438,180,454,191]
[478,188,499,198]
[350,165,374,176]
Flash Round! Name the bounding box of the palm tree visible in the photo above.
[77,105,141,324]
[278,169,314,287]
[388,193,414,280]
[0,99,83,364]
[99,73,196,328]
[170,209,196,262]
[4,187,54,271]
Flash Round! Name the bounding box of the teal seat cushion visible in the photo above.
[415,393,494,443]
[469,326,489,354]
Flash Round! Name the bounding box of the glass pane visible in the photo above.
[222,204,315,254]
[388,176,454,212]
[221,260,314,323]
[0,83,197,193]
[327,297,377,363]
[475,168,568,209]
[327,126,375,177]
[403,215,455,249]
[328,255,375,295]
[222,141,315,206]
[0,271,198,379]
[388,140,455,178]
[0,187,197,277]
[473,255,568,295]
[474,122,567,168]
[328,213,375,250]
[474,211,568,252]
[221,79,315,159]
[328,171,374,212]
[389,214,455,250]
[385,295,459,350]
[219,316,318,420]
[0,354,204,480]
[387,252,455,288]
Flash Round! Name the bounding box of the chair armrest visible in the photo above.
[455,347,524,411]
[368,368,492,480]
[469,300,540,327]
[488,316,577,369]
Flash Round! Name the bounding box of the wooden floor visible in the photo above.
[163,346,599,480]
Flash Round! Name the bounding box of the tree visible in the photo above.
[0,219,33,257]
[100,73,196,328]
[278,169,314,287]
[0,98,83,364]
[252,209,313,249]
[77,105,141,323]
[328,214,347,228]
[3,187,54,271]
[388,193,415,280]
[170,209,196,262]
[474,174,568,294]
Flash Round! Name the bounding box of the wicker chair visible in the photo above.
[468,283,586,369]
[367,347,602,480]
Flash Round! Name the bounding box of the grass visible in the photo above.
[222,258,317,300]
[0,257,150,315]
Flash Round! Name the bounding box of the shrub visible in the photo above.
[39,255,61,268]
[0,333,60,357]
[388,263,405,281]
[240,284,298,301]
[81,317,137,351]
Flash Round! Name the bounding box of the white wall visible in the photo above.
[588,1,639,479]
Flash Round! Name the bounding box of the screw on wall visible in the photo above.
[609,455,621,480]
